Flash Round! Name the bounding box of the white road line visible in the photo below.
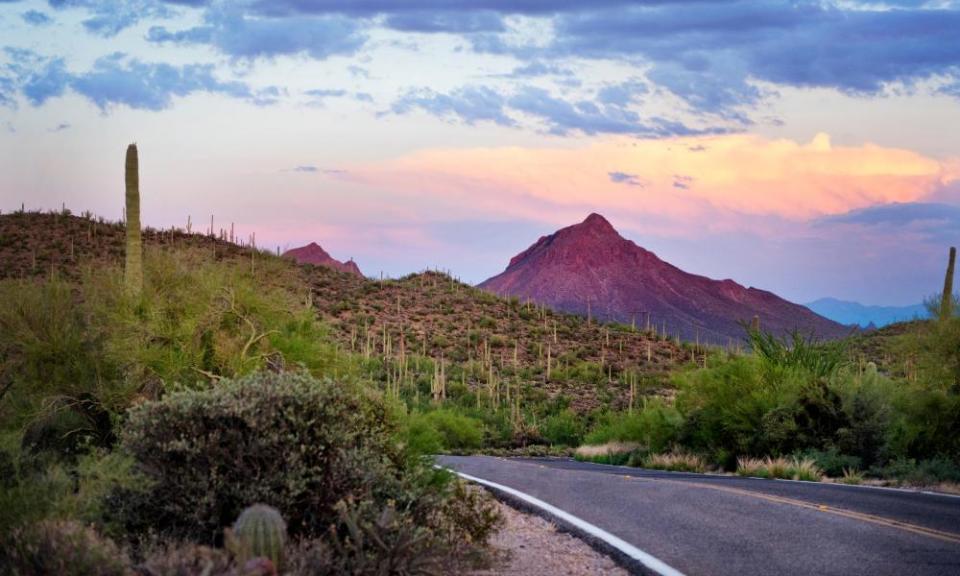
[446,468,686,576]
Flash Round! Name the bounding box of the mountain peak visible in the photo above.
[579,212,615,233]
[283,242,363,277]
[480,215,849,342]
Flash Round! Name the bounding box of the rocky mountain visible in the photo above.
[283,242,362,277]
[479,213,851,343]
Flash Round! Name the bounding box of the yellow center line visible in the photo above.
[632,476,960,545]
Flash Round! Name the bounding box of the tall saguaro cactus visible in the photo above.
[940,246,956,322]
[124,143,142,297]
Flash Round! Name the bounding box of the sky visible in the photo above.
[0,0,958,306]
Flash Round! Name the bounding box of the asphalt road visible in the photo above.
[438,455,960,576]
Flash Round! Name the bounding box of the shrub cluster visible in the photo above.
[112,371,402,541]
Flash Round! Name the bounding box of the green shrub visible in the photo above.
[585,399,682,452]
[422,410,484,451]
[802,448,862,478]
[540,410,584,447]
[873,457,960,485]
[0,462,66,535]
[403,413,445,456]
[0,438,138,535]
[113,371,402,541]
[0,520,129,576]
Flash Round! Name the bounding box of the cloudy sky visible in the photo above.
[1,0,958,305]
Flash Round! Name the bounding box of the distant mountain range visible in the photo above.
[804,298,927,328]
[479,213,850,343]
[283,242,363,277]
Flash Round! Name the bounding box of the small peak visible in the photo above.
[580,213,615,232]
[307,241,321,248]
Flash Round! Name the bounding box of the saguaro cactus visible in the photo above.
[940,246,956,321]
[124,143,142,297]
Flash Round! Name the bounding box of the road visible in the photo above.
[438,455,960,576]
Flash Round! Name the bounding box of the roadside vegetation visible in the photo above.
[1,191,958,575]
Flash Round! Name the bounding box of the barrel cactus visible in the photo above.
[232,504,287,568]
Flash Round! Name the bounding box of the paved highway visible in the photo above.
[438,455,960,576]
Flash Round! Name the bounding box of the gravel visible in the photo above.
[470,498,629,576]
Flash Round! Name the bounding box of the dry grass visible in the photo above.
[644,452,706,473]
[574,442,641,459]
[737,456,823,481]
[839,467,864,485]
[935,482,960,495]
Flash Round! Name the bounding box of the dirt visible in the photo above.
[470,499,629,576]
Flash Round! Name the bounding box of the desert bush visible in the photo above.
[890,386,960,463]
[112,370,402,542]
[288,478,500,576]
[422,409,484,451]
[0,520,129,576]
[802,448,863,478]
[0,460,67,535]
[136,542,236,576]
[540,409,584,447]
[675,356,782,456]
[584,399,682,452]
[872,457,960,485]
[402,412,445,456]
[294,499,438,576]
[0,276,121,430]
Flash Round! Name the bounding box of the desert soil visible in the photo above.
[470,498,628,576]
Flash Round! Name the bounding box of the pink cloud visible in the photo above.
[343,133,957,236]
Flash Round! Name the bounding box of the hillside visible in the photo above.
[845,319,931,377]
[0,210,695,412]
[0,209,255,281]
[480,213,852,343]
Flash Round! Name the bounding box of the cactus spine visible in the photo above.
[232,504,286,568]
[124,144,142,296]
[940,246,956,322]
